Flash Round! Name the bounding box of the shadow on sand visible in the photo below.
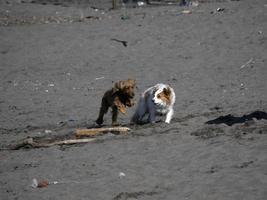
[205,111,267,126]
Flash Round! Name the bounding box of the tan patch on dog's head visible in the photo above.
[156,87,172,105]
[113,79,136,98]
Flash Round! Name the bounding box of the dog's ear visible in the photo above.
[127,79,136,86]
[163,87,171,96]
[114,97,127,114]
[112,80,125,94]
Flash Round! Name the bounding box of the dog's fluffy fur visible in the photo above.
[96,79,136,126]
[131,83,175,124]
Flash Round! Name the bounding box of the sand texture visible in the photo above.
[0,0,267,199]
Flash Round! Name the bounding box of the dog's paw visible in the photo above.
[164,119,171,124]
[150,120,156,125]
[96,118,103,125]
[112,122,121,126]
[160,122,169,129]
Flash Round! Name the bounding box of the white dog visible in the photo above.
[131,83,175,124]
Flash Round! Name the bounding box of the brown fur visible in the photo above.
[96,79,136,126]
[157,87,172,105]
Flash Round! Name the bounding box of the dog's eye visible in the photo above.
[157,94,161,98]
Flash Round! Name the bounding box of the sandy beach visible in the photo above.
[0,0,266,199]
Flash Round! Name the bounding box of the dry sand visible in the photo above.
[0,0,267,199]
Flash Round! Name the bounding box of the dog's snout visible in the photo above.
[128,90,135,98]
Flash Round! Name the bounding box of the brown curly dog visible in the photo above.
[96,79,136,126]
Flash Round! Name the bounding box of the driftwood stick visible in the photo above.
[148,1,180,5]
[11,138,35,150]
[11,127,130,150]
[111,38,128,47]
[38,138,96,147]
[76,127,131,138]
[11,138,96,150]
[240,58,253,69]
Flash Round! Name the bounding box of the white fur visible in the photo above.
[131,83,175,124]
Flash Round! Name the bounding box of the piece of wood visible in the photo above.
[148,1,180,6]
[11,127,130,150]
[11,138,35,150]
[240,58,253,69]
[75,127,131,138]
[11,137,96,150]
[44,138,96,146]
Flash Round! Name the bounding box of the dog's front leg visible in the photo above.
[165,108,174,124]
[148,102,156,123]
[111,106,119,126]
